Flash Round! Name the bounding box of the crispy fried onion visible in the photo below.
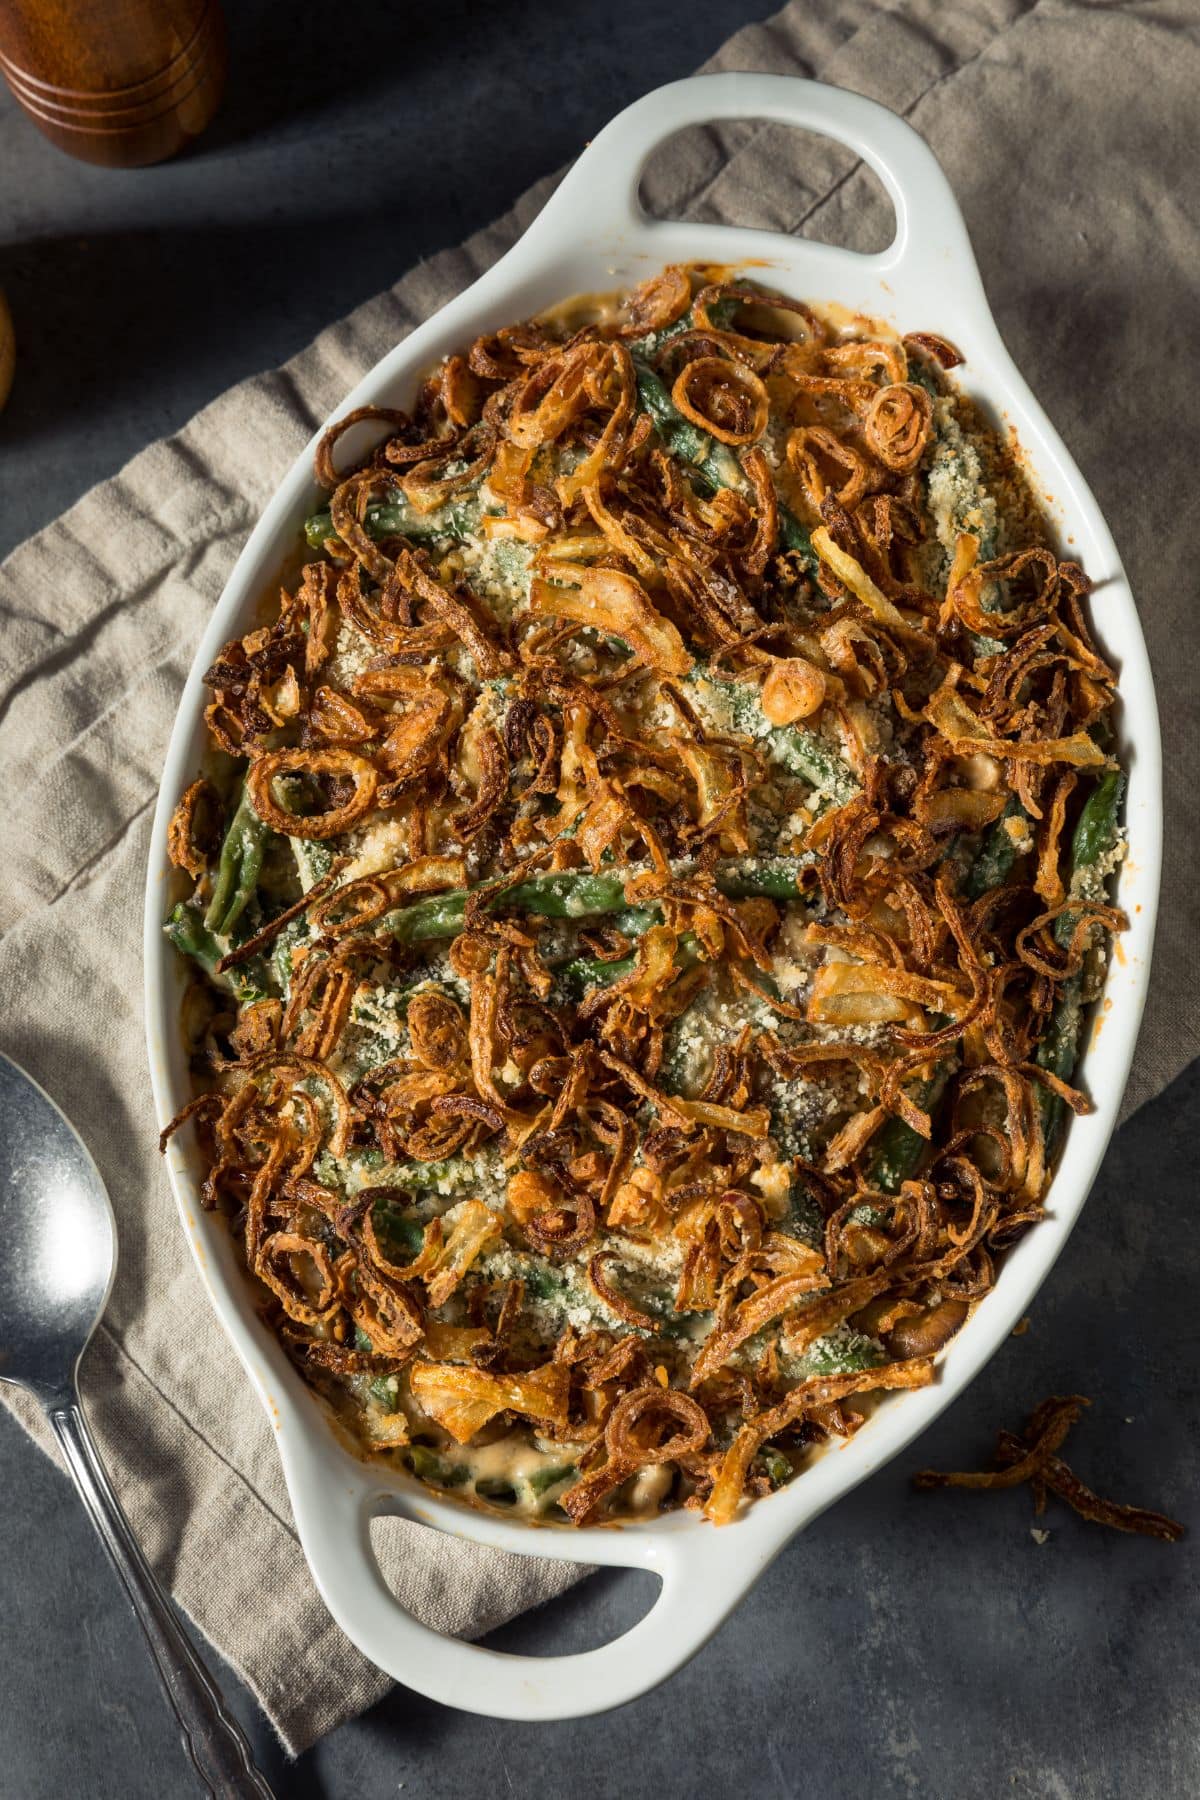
[914,1394,1184,1542]
[530,564,691,674]
[760,657,826,724]
[706,1359,935,1524]
[560,1386,710,1523]
[588,1250,659,1331]
[926,680,1107,767]
[247,746,379,839]
[902,331,963,370]
[863,383,933,473]
[690,1257,830,1385]
[787,425,870,511]
[422,1200,501,1306]
[615,264,692,338]
[811,527,908,629]
[410,1356,570,1443]
[670,357,769,445]
[167,778,220,879]
[315,405,413,489]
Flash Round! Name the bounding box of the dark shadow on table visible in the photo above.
[199,0,758,159]
[0,216,429,456]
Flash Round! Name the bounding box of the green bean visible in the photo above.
[385,859,817,947]
[368,1373,402,1411]
[687,667,857,805]
[204,780,272,939]
[609,904,662,936]
[327,1146,481,1198]
[758,1445,795,1490]
[778,1176,824,1248]
[777,508,817,567]
[267,911,312,993]
[867,1065,952,1194]
[303,496,479,552]
[164,903,267,1003]
[349,1320,406,1411]
[867,1115,927,1195]
[969,631,1008,661]
[387,869,625,945]
[492,1246,693,1341]
[634,360,717,472]
[474,1477,519,1504]
[556,929,702,998]
[405,1444,470,1488]
[1035,978,1081,1161]
[1035,980,1083,1085]
[906,357,942,401]
[555,951,637,994]
[1065,769,1125,884]
[290,836,334,892]
[384,889,465,945]
[518,1259,562,1304]
[761,725,856,801]
[660,997,701,1098]
[370,1192,425,1261]
[964,796,1026,900]
[965,770,1121,916]
[1035,770,1125,1153]
[527,1461,577,1497]
[799,1329,886,1377]
[394,1155,478,1194]
[631,1285,695,1341]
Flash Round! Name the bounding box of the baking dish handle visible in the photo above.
[525,71,985,302]
[301,1484,752,1722]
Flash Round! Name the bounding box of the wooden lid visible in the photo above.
[0,0,226,167]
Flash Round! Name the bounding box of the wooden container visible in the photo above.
[0,0,226,167]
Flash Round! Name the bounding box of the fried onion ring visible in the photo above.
[246,747,379,840]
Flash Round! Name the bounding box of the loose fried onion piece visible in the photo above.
[914,1396,1184,1542]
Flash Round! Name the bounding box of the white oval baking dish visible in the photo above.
[144,73,1160,1724]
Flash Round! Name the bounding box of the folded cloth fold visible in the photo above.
[2,0,1197,1755]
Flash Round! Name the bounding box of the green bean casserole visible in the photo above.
[162,265,1127,1525]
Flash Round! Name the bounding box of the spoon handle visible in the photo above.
[50,1400,276,1800]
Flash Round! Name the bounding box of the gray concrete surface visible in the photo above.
[1,4,1195,1796]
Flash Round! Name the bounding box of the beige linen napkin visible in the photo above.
[2,0,1197,1756]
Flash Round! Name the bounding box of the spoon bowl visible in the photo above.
[0,1051,273,1799]
[0,1053,115,1404]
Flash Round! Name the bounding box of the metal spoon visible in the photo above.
[0,1051,275,1799]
